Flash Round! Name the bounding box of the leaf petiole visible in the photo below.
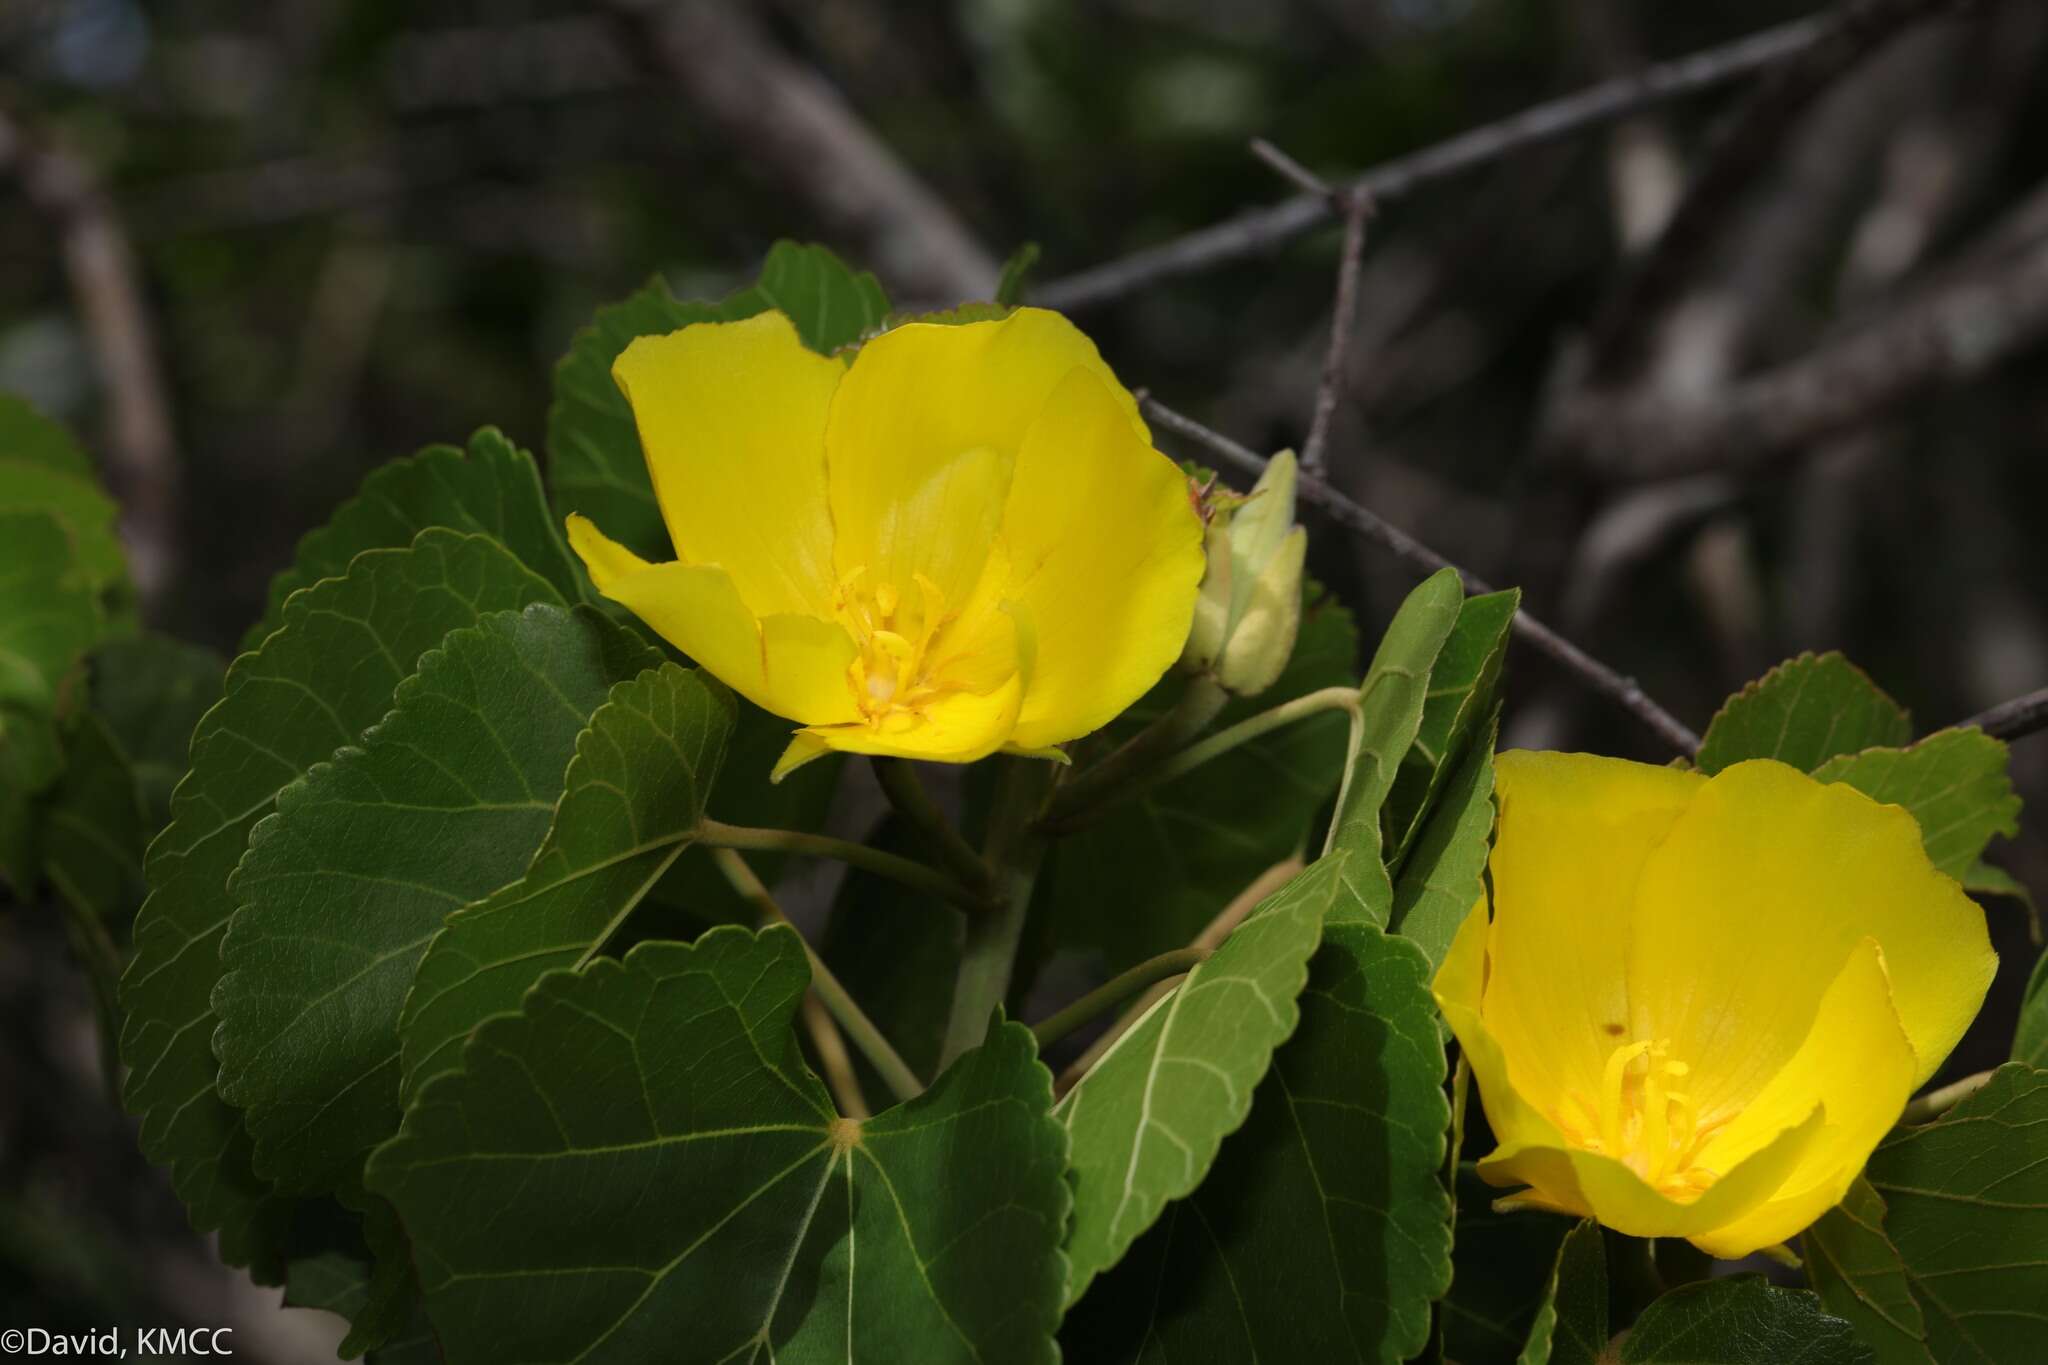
[697,817,989,915]
[1031,946,1212,1051]
[711,847,924,1106]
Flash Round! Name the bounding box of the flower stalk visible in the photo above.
[697,818,988,915]
[939,757,1057,1068]
[871,758,994,892]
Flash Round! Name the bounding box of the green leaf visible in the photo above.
[1054,581,1358,968]
[547,243,889,561]
[1389,712,1496,976]
[41,711,146,929]
[1857,1063,2048,1362]
[79,633,224,833]
[1439,1167,1573,1364]
[996,242,1041,307]
[369,926,1070,1364]
[2017,954,2048,1067]
[1805,1178,1933,1364]
[1384,587,1517,867]
[399,662,732,1104]
[0,704,62,893]
[1696,653,1911,776]
[243,429,583,652]
[0,508,104,711]
[119,529,564,1276]
[213,604,659,1196]
[0,394,127,600]
[638,695,844,932]
[1057,852,1345,1305]
[1810,728,2019,880]
[41,636,226,927]
[1518,1219,1606,1365]
[1328,567,1465,927]
[1619,1278,1871,1364]
[1063,921,1451,1363]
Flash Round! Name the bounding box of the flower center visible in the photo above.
[833,566,955,727]
[1556,1037,1725,1200]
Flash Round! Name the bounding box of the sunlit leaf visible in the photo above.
[1696,652,1910,775]
[1384,587,1516,866]
[1327,567,1464,926]
[0,395,127,603]
[1063,921,1451,1363]
[1057,853,1343,1305]
[1811,728,2019,880]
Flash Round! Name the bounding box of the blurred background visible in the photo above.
[5,0,2046,1357]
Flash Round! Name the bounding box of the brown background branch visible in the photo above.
[0,109,180,608]
[605,0,997,301]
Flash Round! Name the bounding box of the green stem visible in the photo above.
[1032,947,1209,1050]
[939,757,1056,1068]
[1607,1230,1665,1325]
[1041,672,1230,825]
[711,848,924,1105]
[697,818,986,915]
[1902,1068,1994,1124]
[1045,684,1359,832]
[871,758,993,891]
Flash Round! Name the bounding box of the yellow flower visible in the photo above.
[1436,751,1996,1258]
[566,307,1205,778]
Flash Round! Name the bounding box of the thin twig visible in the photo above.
[711,848,923,1106]
[1252,138,1380,480]
[1140,395,1702,754]
[1958,686,2048,741]
[1034,15,1830,312]
[1583,0,1972,384]
[1304,192,1373,481]
[0,110,181,608]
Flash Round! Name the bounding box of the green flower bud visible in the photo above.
[1182,451,1307,696]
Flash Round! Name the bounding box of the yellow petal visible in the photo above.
[1437,895,1563,1156]
[1630,759,1995,1103]
[611,311,842,618]
[1687,937,1916,1258]
[568,513,858,727]
[999,366,1205,749]
[788,671,1025,766]
[1439,896,1824,1240]
[1479,1108,1823,1241]
[1481,751,1705,1112]
[823,309,1142,605]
